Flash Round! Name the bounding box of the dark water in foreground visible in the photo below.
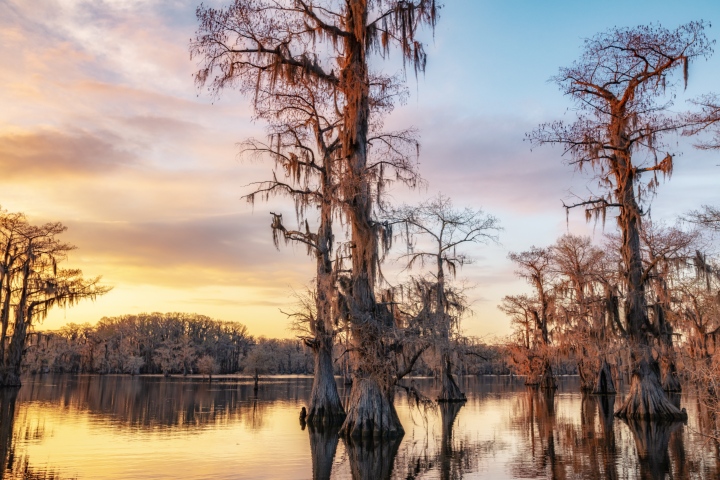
[1,375,718,479]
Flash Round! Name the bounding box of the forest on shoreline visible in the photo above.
[22,312,517,378]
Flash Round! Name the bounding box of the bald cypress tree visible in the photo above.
[530,22,713,419]
[192,0,437,436]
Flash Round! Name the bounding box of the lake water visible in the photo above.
[1,374,718,479]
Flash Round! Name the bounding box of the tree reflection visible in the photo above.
[1,388,65,480]
[307,424,340,480]
[509,388,562,478]
[1,388,18,475]
[438,401,464,479]
[623,419,681,480]
[16,375,273,431]
[345,435,403,480]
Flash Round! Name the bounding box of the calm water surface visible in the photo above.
[1,375,718,479]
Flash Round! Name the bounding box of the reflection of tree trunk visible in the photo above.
[624,419,682,480]
[536,389,563,480]
[593,358,616,394]
[439,401,463,480]
[0,388,18,472]
[668,419,688,480]
[308,424,340,480]
[581,394,620,480]
[346,434,402,480]
[597,394,616,441]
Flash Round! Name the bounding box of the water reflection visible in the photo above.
[0,389,18,475]
[623,419,681,480]
[1,388,68,480]
[345,436,403,480]
[308,425,340,480]
[1,375,720,479]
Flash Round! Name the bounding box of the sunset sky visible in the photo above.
[1,0,719,340]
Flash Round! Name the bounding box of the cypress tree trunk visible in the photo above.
[593,358,616,395]
[341,377,403,438]
[306,336,345,425]
[306,151,345,426]
[615,355,686,419]
[613,153,684,420]
[1,261,31,388]
[437,353,466,402]
[339,0,403,438]
[538,358,557,390]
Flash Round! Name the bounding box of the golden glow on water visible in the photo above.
[16,403,310,479]
[2,376,719,479]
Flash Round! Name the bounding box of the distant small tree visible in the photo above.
[124,356,145,376]
[243,339,278,390]
[503,246,557,389]
[197,355,219,382]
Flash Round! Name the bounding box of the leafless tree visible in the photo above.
[528,22,713,419]
[389,194,500,401]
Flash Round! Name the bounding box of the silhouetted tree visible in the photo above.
[0,211,109,387]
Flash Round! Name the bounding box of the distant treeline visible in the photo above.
[24,312,521,377]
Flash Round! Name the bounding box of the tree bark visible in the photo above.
[306,337,345,425]
[593,358,616,395]
[613,144,684,419]
[0,261,30,388]
[338,0,403,438]
[437,353,466,402]
[340,377,403,438]
[538,358,557,390]
[615,355,687,420]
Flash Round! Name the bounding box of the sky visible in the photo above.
[1,0,719,340]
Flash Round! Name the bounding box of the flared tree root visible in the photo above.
[661,362,682,393]
[615,359,687,420]
[340,377,404,438]
[437,368,466,403]
[305,339,345,426]
[592,359,616,395]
